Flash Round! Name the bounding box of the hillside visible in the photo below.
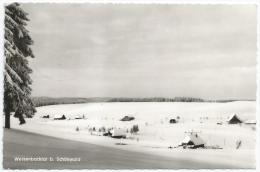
[32,96,253,107]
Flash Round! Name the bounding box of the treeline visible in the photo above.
[106,97,205,102]
[33,96,206,107]
[32,97,90,107]
[33,96,252,107]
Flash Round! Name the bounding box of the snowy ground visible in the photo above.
[8,101,256,168]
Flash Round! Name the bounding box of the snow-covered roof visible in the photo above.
[227,114,242,122]
[244,119,256,124]
[110,128,126,136]
[74,115,84,119]
[54,114,65,118]
[179,133,205,146]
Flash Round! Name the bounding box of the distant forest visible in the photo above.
[32,97,252,107]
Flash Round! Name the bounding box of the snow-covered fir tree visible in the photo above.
[4,3,36,128]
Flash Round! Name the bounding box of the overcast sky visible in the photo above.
[22,4,256,100]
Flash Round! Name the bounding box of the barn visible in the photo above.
[54,114,66,120]
[244,119,256,125]
[42,115,49,118]
[227,114,242,124]
[179,133,205,148]
[110,128,126,138]
[74,115,85,119]
[120,116,135,121]
[169,119,177,124]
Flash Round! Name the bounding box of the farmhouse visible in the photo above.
[179,133,205,148]
[54,114,66,120]
[227,114,242,124]
[244,119,256,125]
[110,128,126,138]
[169,118,177,124]
[121,116,135,121]
[42,115,49,118]
[74,115,85,119]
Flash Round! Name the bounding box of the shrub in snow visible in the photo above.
[130,128,133,134]
[131,125,139,134]
[236,140,242,149]
[101,126,106,132]
[76,126,79,131]
[98,127,106,132]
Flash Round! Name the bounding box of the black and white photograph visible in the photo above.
[1,0,259,170]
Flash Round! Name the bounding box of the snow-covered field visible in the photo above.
[9,101,256,168]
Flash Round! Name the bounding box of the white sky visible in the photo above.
[23,4,257,99]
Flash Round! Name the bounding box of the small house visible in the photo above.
[227,114,242,124]
[42,115,49,118]
[74,115,85,119]
[121,116,135,121]
[110,128,126,138]
[179,133,205,148]
[169,119,177,124]
[244,119,256,125]
[54,114,66,120]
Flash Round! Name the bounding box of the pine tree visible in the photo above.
[4,3,36,128]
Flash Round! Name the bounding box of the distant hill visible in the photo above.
[32,96,255,107]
